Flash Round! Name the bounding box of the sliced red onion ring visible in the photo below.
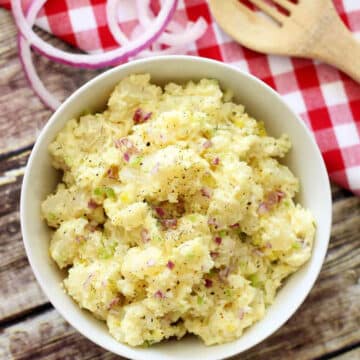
[135,0,207,46]
[159,18,207,47]
[110,2,205,59]
[11,0,178,69]
[106,0,129,46]
[18,35,60,110]
[17,1,60,110]
[136,0,153,27]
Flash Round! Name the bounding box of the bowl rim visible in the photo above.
[20,55,332,360]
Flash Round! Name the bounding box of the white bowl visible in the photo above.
[21,56,332,360]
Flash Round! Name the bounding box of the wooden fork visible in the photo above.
[209,0,360,83]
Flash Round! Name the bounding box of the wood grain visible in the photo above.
[0,6,359,360]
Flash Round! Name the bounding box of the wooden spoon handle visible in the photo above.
[308,8,360,83]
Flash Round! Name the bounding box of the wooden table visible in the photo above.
[0,8,359,360]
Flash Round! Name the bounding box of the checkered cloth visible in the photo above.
[3,0,360,195]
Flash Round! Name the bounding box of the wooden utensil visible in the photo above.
[209,0,360,83]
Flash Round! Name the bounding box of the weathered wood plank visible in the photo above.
[0,151,48,322]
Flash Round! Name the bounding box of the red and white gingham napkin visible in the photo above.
[2,0,360,195]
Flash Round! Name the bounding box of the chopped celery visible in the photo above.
[292,242,302,250]
[249,274,260,287]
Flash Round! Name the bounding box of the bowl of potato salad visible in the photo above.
[21,56,331,360]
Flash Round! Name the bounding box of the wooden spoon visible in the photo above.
[209,0,360,83]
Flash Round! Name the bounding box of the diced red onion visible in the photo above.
[123,153,130,162]
[75,235,85,244]
[210,251,219,259]
[267,191,279,206]
[108,297,121,309]
[253,249,264,257]
[83,273,94,289]
[276,190,285,199]
[133,108,152,124]
[107,166,119,180]
[155,207,165,218]
[85,223,98,233]
[154,290,165,299]
[11,0,179,68]
[133,108,143,123]
[267,190,285,206]
[212,157,220,165]
[200,187,212,198]
[162,218,178,229]
[143,111,152,121]
[214,236,222,245]
[238,309,245,320]
[202,140,213,149]
[87,199,99,209]
[167,260,175,270]
[258,190,285,214]
[219,267,230,281]
[257,202,270,215]
[208,217,218,227]
[141,228,150,243]
[115,138,138,154]
[204,278,213,288]
[230,223,239,229]
[150,163,160,175]
[114,138,131,148]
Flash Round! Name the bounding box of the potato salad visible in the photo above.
[42,74,315,347]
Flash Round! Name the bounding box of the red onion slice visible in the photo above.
[11,0,178,69]
[16,1,60,110]
[106,0,129,46]
[136,0,207,47]
[18,35,60,111]
[110,0,206,57]
[159,18,207,47]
